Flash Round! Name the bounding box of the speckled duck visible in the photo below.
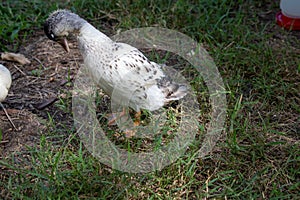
[44,9,187,112]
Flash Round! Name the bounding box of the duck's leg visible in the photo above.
[133,111,141,127]
[124,111,141,138]
[107,107,126,125]
[107,109,141,138]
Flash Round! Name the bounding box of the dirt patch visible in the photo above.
[0,109,46,157]
[0,31,82,157]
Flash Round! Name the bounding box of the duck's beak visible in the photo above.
[57,37,70,53]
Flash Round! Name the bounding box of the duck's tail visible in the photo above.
[157,77,188,103]
[164,84,188,104]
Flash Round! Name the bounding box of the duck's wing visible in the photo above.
[109,43,166,86]
[107,43,167,111]
[108,43,187,111]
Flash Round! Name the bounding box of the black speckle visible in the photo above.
[113,44,120,51]
[153,70,157,75]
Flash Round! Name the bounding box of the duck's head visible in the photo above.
[44,9,85,52]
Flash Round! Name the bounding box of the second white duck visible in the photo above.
[0,64,12,102]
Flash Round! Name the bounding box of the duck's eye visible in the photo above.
[50,33,55,39]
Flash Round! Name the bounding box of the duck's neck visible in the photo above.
[79,23,111,42]
[77,23,113,59]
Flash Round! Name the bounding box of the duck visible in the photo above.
[0,64,12,102]
[44,10,187,124]
[0,64,16,130]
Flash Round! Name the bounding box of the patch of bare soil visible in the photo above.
[0,31,81,157]
[0,109,45,157]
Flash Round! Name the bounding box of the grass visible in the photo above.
[0,0,299,199]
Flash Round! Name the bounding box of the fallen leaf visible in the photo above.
[1,52,31,65]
